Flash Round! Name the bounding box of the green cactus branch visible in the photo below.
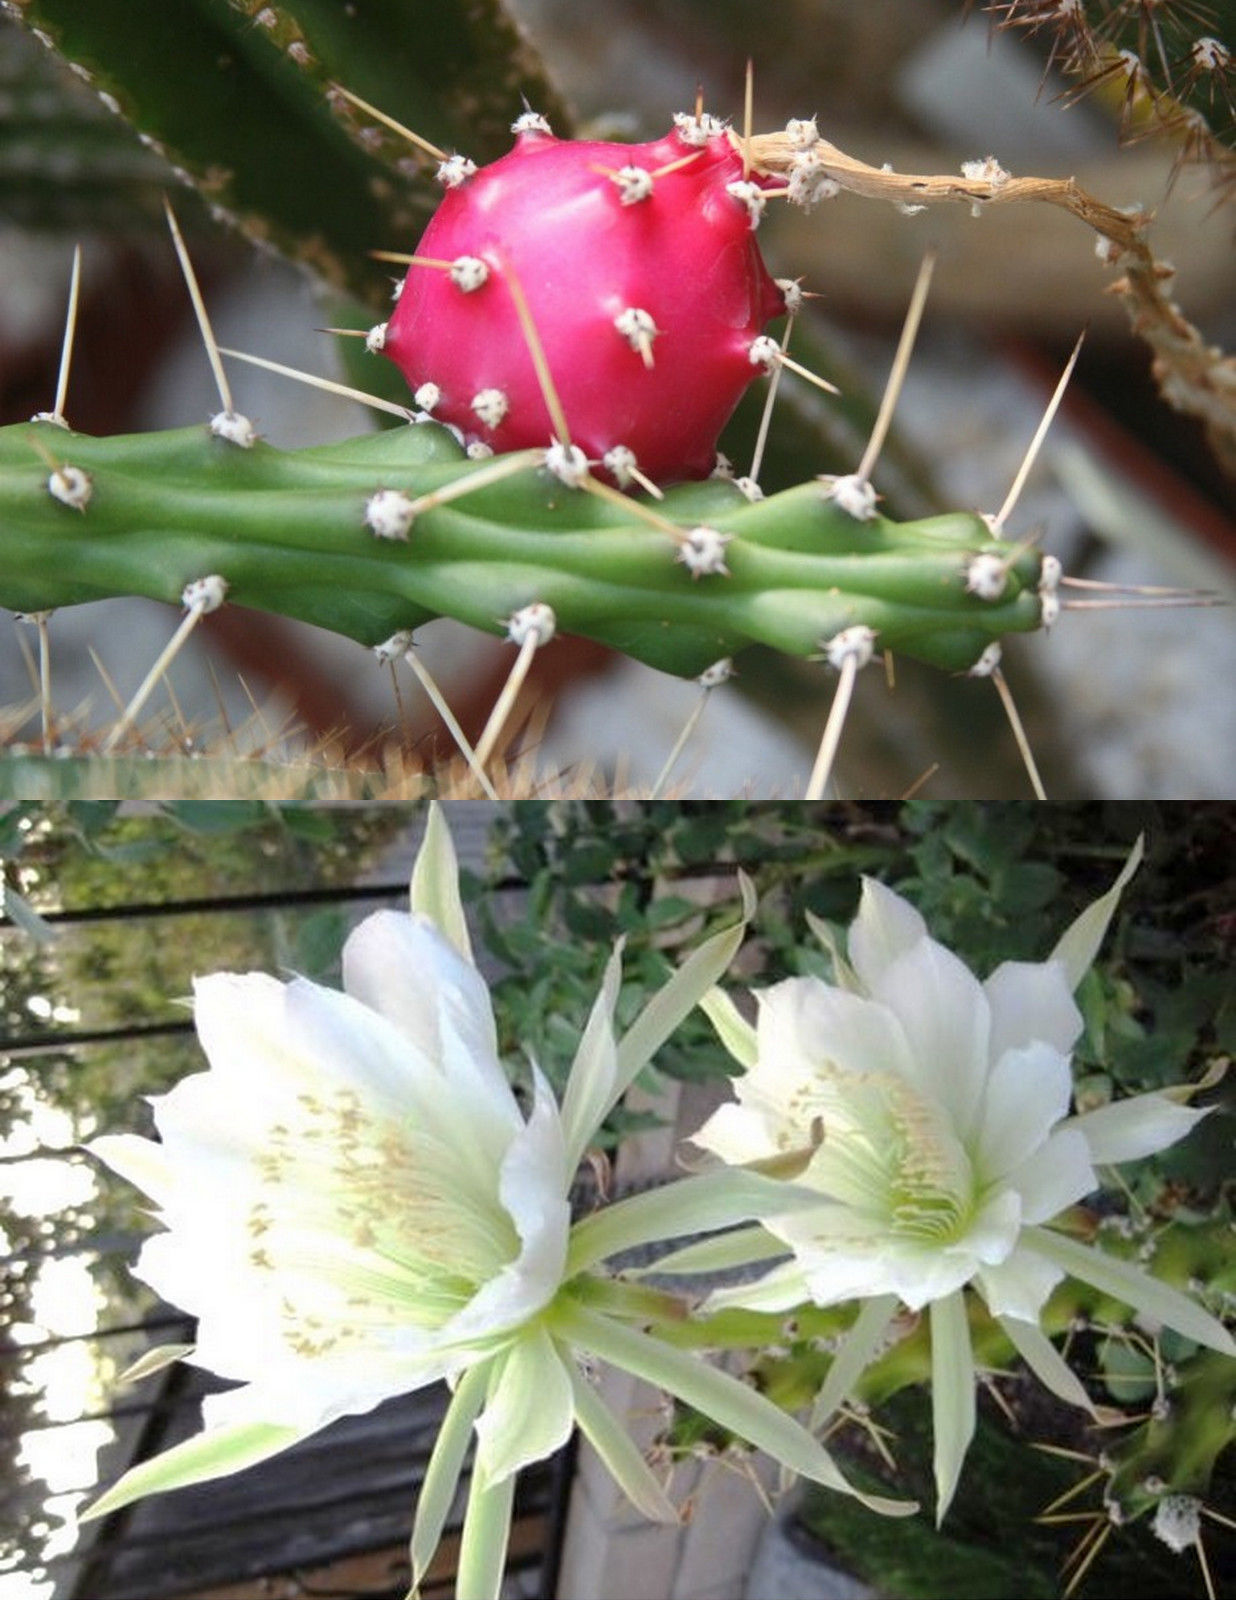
[0,419,1046,681]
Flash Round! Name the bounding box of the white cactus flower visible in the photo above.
[85,810,911,1598]
[687,839,1233,1522]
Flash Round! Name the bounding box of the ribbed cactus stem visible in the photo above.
[0,419,1046,680]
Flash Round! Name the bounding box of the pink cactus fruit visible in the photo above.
[383,119,786,484]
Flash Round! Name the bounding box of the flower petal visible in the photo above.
[473,1327,575,1481]
[975,1244,1064,1322]
[975,1042,1074,1183]
[88,1134,177,1210]
[409,801,473,962]
[698,983,758,1067]
[609,876,755,1117]
[566,1168,815,1276]
[81,1419,310,1523]
[443,1067,570,1346]
[998,1315,1095,1414]
[411,1361,490,1585]
[556,1299,915,1518]
[567,1358,679,1523]
[754,978,918,1097]
[864,938,990,1137]
[1027,1227,1236,1356]
[847,878,927,991]
[1002,1127,1096,1224]
[930,1290,976,1525]
[983,959,1083,1061]
[810,1293,900,1427]
[704,1257,813,1316]
[688,1101,782,1165]
[1065,1093,1211,1165]
[341,910,513,1123]
[456,1456,516,1600]
[559,941,623,1173]
[1049,837,1143,991]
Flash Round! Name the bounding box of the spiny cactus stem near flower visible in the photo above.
[0,420,1047,681]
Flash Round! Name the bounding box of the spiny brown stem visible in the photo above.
[744,130,1236,474]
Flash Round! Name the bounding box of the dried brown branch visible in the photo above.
[746,131,1236,477]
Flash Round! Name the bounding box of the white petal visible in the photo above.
[962,1187,1022,1266]
[705,1258,813,1315]
[1003,1127,1096,1223]
[473,1328,574,1481]
[342,910,513,1118]
[698,984,758,1067]
[88,1134,177,1208]
[559,942,622,1172]
[442,1069,569,1346]
[1027,1226,1236,1356]
[1065,1093,1210,1165]
[930,1291,976,1524]
[82,1418,311,1522]
[975,1244,1064,1321]
[688,1101,782,1164]
[752,977,918,1099]
[880,1243,983,1312]
[847,878,927,991]
[1050,837,1144,991]
[867,938,990,1136]
[975,1042,1073,1183]
[187,969,517,1195]
[983,959,1083,1061]
[998,1315,1095,1413]
[197,1358,442,1431]
[409,802,473,962]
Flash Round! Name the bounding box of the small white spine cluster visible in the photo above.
[365,322,388,353]
[414,382,442,413]
[747,334,781,373]
[209,410,258,448]
[181,574,228,613]
[697,657,734,688]
[511,110,553,135]
[672,110,727,146]
[372,629,416,664]
[787,149,840,209]
[544,441,591,488]
[47,464,92,511]
[820,473,878,522]
[612,165,655,205]
[1038,552,1062,629]
[776,277,807,316]
[823,624,876,672]
[961,155,1011,217]
[965,552,1007,601]
[365,488,417,541]
[614,307,660,364]
[436,153,477,188]
[1152,1494,1202,1555]
[506,601,556,645]
[725,180,767,228]
[449,256,489,292]
[676,526,731,579]
[471,387,510,429]
[601,445,638,488]
[967,641,1003,678]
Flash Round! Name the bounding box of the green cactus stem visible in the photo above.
[0,418,1046,681]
